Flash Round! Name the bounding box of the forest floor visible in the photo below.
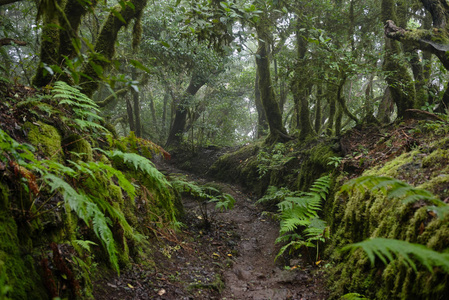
[93,162,329,299]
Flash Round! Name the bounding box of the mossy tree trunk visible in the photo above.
[291,18,315,141]
[254,70,268,138]
[165,73,206,147]
[382,0,416,119]
[32,0,64,87]
[255,14,290,145]
[32,0,146,96]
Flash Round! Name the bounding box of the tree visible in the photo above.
[383,0,449,112]
[255,10,290,145]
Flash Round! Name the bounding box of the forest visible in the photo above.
[1,0,449,299]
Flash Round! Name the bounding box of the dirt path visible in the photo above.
[212,184,328,300]
[94,169,328,299]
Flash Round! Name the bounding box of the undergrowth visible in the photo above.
[259,176,331,263]
[171,177,235,227]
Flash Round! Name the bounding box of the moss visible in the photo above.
[295,140,337,191]
[62,134,93,162]
[364,150,420,178]
[23,121,64,162]
[0,182,9,209]
[0,212,47,299]
[327,146,449,299]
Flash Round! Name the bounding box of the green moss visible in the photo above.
[0,182,9,209]
[0,212,47,299]
[63,134,93,162]
[364,150,420,178]
[23,121,64,162]
[327,146,449,299]
[296,140,337,191]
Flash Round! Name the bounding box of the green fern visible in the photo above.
[51,81,107,132]
[342,238,449,273]
[43,174,120,272]
[102,150,171,197]
[272,175,331,261]
[171,178,235,212]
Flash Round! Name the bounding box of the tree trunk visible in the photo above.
[381,0,416,119]
[32,0,64,87]
[132,68,141,137]
[126,98,135,133]
[255,14,290,145]
[314,87,322,134]
[254,69,268,138]
[80,0,148,97]
[165,74,206,147]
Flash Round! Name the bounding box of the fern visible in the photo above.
[43,174,120,273]
[271,175,331,261]
[101,149,171,198]
[171,178,235,212]
[72,240,98,252]
[342,238,449,273]
[51,81,107,132]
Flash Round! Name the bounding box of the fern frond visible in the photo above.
[103,149,171,198]
[43,174,120,272]
[71,240,98,252]
[342,238,449,273]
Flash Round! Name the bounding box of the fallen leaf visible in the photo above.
[127,283,134,289]
[158,288,166,296]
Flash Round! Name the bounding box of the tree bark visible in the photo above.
[165,74,206,147]
[254,70,268,138]
[255,13,290,145]
[132,68,141,137]
[381,0,416,119]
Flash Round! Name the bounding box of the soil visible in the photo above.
[93,163,329,299]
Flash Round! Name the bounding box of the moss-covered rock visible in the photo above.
[23,121,64,162]
[326,144,449,299]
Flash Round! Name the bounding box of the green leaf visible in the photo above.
[130,60,152,74]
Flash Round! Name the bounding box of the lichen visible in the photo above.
[23,121,64,162]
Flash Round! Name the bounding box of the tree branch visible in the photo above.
[0,0,22,6]
[0,38,27,47]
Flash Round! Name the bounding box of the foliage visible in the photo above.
[256,143,295,178]
[342,238,449,273]
[171,177,234,227]
[0,127,153,274]
[171,178,235,212]
[269,176,331,262]
[340,293,370,300]
[51,81,107,132]
[0,261,11,300]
